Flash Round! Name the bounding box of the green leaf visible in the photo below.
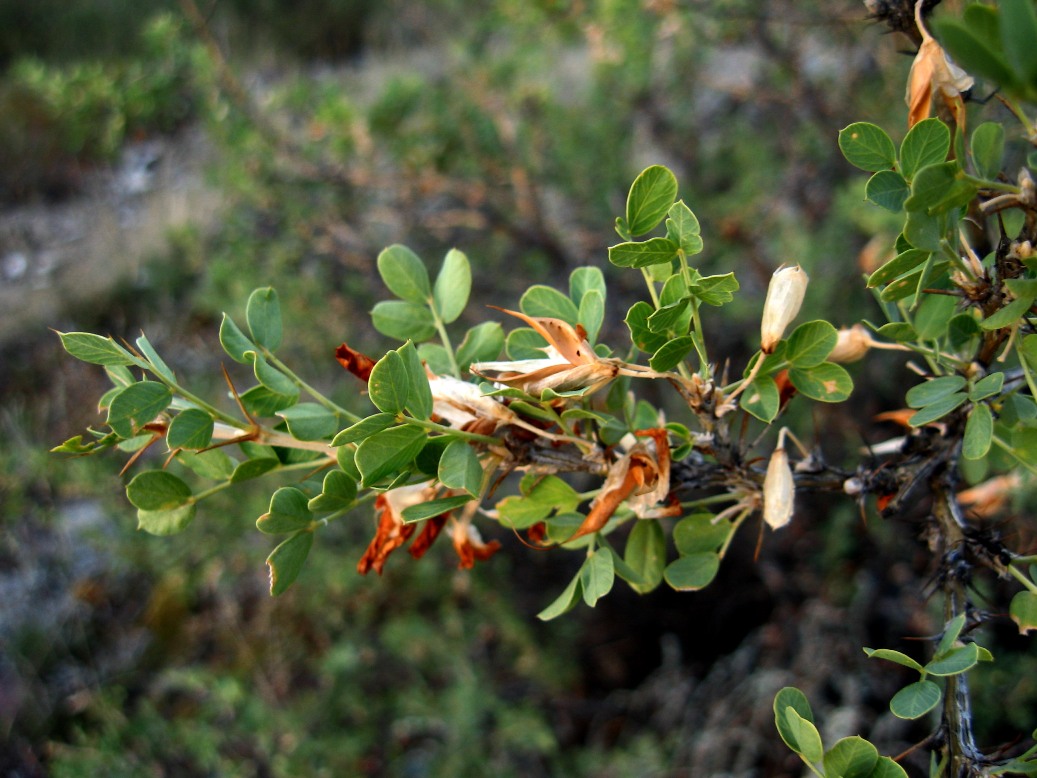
[438,439,483,497]
[570,266,606,308]
[127,470,192,511]
[246,287,283,351]
[867,756,909,778]
[963,404,994,460]
[649,335,696,372]
[401,494,474,523]
[176,449,235,480]
[57,331,138,366]
[867,249,930,288]
[166,408,214,450]
[418,343,453,377]
[537,570,583,621]
[1010,591,1037,635]
[608,237,679,269]
[137,504,196,536]
[691,272,739,306]
[906,376,968,408]
[497,475,583,529]
[980,293,1037,330]
[240,384,296,417]
[863,647,924,673]
[266,530,313,595]
[371,300,437,342]
[784,707,823,764]
[625,301,668,353]
[258,487,312,534]
[874,322,917,342]
[107,381,172,437]
[626,165,678,235]
[741,375,780,423]
[219,314,256,364]
[785,320,838,367]
[889,680,942,720]
[230,456,279,483]
[581,549,615,607]
[647,298,690,334]
[838,122,897,172]
[276,403,338,441]
[970,372,1004,402]
[904,161,977,215]
[456,322,504,371]
[773,687,815,753]
[520,284,579,324]
[624,519,666,594]
[399,341,433,420]
[900,118,950,180]
[665,199,703,256]
[377,244,431,303]
[433,248,471,323]
[249,351,299,400]
[307,470,357,513]
[971,122,1005,181]
[663,552,720,591]
[866,170,910,213]
[788,363,853,402]
[823,736,879,778]
[673,513,732,555]
[354,425,427,487]
[368,350,410,415]
[1001,0,1037,89]
[926,643,980,676]
[908,393,967,426]
[914,292,958,339]
[505,326,549,359]
[579,289,605,344]
[936,613,967,655]
[134,334,175,383]
[903,210,945,252]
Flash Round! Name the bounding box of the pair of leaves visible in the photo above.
[610,165,704,270]
[865,614,991,721]
[661,513,734,591]
[774,687,907,777]
[368,342,433,419]
[372,245,471,341]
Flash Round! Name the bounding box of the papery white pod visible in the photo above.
[763,444,795,529]
[828,324,873,364]
[760,265,809,354]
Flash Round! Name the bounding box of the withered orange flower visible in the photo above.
[471,307,620,396]
[905,0,973,130]
[565,428,674,543]
[335,342,377,383]
[451,520,502,569]
[409,514,449,559]
[357,482,435,575]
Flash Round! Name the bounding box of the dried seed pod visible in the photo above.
[828,324,873,364]
[760,265,809,354]
[763,438,795,530]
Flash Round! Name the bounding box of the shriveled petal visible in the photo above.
[490,307,597,365]
[336,342,377,382]
[451,521,502,569]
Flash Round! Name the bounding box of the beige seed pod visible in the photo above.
[760,265,809,354]
[763,433,795,530]
[828,324,873,364]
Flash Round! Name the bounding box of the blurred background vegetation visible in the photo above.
[2,0,1033,775]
